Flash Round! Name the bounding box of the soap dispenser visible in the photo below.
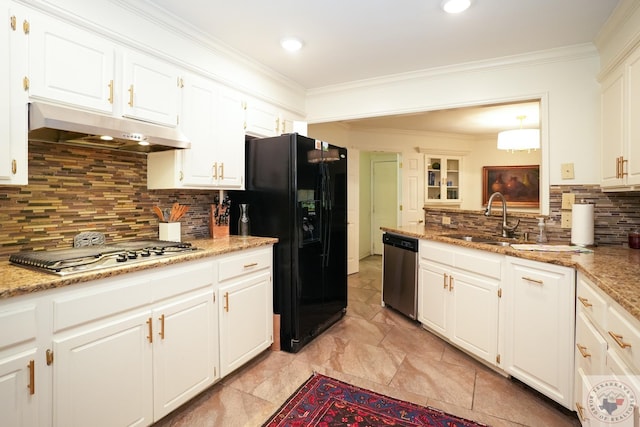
[536,217,548,243]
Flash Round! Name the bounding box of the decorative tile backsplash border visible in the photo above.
[425,185,640,247]
[0,141,222,257]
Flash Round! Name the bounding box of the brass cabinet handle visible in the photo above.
[576,402,586,421]
[224,292,229,312]
[10,15,16,31]
[522,276,543,285]
[621,157,628,177]
[23,76,29,91]
[243,262,258,269]
[449,275,454,291]
[11,159,17,175]
[108,80,114,104]
[46,349,54,366]
[22,19,29,34]
[212,162,218,179]
[577,296,592,308]
[27,360,35,395]
[418,219,424,223]
[159,314,165,340]
[609,331,632,349]
[443,273,448,289]
[576,343,591,358]
[179,171,184,182]
[146,317,153,343]
[616,156,621,179]
[128,84,134,107]
[219,163,224,180]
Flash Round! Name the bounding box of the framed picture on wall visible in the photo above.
[482,165,540,208]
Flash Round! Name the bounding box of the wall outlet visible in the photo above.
[561,193,575,210]
[561,163,575,180]
[561,212,572,228]
[442,216,451,225]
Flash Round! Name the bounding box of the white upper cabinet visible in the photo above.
[601,46,640,190]
[28,10,115,113]
[121,50,181,127]
[1,2,28,185]
[243,95,296,138]
[147,74,245,190]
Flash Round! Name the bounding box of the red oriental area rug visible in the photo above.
[262,373,488,427]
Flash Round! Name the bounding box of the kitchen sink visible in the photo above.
[444,234,513,247]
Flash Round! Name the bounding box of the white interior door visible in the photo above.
[401,152,424,227]
[371,159,397,255]
[347,148,360,274]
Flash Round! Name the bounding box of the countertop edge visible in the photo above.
[0,236,278,300]
[381,226,640,322]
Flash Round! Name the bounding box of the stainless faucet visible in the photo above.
[484,192,520,238]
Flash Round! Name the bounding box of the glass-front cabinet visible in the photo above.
[426,156,461,204]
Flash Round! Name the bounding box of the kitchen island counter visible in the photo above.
[382,225,640,322]
[0,236,277,300]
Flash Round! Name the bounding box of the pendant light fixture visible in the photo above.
[497,115,540,153]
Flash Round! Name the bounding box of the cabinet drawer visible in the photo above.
[0,303,37,349]
[575,312,607,375]
[420,241,454,265]
[606,304,640,371]
[53,275,152,333]
[421,241,501,279]
[576,275,607,328]
[218,247,272,282]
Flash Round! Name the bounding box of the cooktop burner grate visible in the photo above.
[10,240,198,275]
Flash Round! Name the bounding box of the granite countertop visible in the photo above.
[382,225,640,322]
[0,236,277,300]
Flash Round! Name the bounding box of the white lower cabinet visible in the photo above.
[418,241,501,366]
[217,247,274,377]
[574,272,640,426]
[51,259,217,426]
[503,256,575,409]
[0,301,41,427]
[53,310,154,427]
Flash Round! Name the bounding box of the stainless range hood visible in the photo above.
[28,102,190,153]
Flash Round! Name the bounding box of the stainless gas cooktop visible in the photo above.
[10,240,199,276]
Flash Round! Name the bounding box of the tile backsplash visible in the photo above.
[425,185,640,247]
[0,141,220,257]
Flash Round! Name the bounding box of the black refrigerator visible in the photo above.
[229,133,347,353]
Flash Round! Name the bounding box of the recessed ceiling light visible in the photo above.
[441,0,472,14]
[281,37,303,52]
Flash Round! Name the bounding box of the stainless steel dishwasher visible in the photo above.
[382,232,419,320]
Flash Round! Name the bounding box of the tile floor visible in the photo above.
[154,256,581,427]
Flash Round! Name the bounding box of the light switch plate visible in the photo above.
[561,212,572,228]
[561,193,575,210]
[442,216,451,225]
[561,163,575,180]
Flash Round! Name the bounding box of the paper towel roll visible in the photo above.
[571,203,594,246]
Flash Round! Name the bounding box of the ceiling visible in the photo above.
[143,0,620,134]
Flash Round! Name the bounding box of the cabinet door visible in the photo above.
[180,73,220,187]
[53,311,153,427]
[600,68,625,188]
[627,48,640,186]
[0,4,28,185]
[448,270,498,365]
[219,271,272,377]
[152,290,217,421]
[0,349,38,427]
[122,50,180,126]
[417,262,448,336]
[28,11,115,113]
[425,156,461,203]
[216,87,245,189]
[244,97,278,137]
[504,257,575,408]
